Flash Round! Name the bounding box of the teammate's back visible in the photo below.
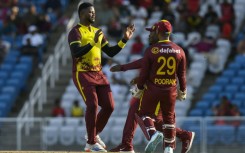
[140,41,186,90]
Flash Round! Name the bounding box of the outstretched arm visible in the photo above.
[102,24,135,57]
[110,58,143,72]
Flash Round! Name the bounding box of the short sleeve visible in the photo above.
[68,27,82,46]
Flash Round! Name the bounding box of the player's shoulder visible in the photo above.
[68,24,80,34]
[171,42,185,51]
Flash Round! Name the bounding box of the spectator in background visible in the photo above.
[229,105,241,127]
[118,4,131,27]
[0,0,18,8]
[204,18,221,40]
[0,5,9,20]
[161,5,175,27]
[221,22,232,40]
[0,0,11,8]
[0,17,16,35]
[71,100,84,118]
[176,0,189,18]
[129,3,148,20]
[20,38,39,66]
[9,6,27,34]
[0,35,10,50]
[106,0,123,7]
[44,0,62,17]
[213,96,241,126]
[36,13,52,34]
[175,1,189,33]
[174,13,188,33]
[51,98,65,117]
[0,36,10,63]
[130,35,144,55]
[22,5,39,28]
[137,0,153,15]
[220,0,235,27]
[203,5,219,27]
[22,25,44,68]
[219,0,234,39]
[152,0,169,8]
[191,36,215,54]
[22,25,44,47]
[237,38,245,55]
[187,0,200,14]
[107,16,123,40]
[186,13,203,32]
[96,3,115,26]
[213,96,232,117]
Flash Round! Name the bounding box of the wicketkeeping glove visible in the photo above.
[177,88,187,101]
[129,85,144,99]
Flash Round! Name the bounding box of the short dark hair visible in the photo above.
[78,2,93,16]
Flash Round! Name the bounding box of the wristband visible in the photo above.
[118,40,126,48]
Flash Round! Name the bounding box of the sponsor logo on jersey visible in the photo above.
[159,48,180,54]
[151,47,160,54]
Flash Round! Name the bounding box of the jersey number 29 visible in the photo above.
[156,56,176,75]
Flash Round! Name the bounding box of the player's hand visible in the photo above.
[94,29,102,43]
[123,24,135,40]
[130,85,144,99]
[177,88,187,101]
[110,65,122,72]
[130,77,139,85]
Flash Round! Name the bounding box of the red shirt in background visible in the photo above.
[187,0,200,13]
[52,107,65,117]
[220,2,234,23]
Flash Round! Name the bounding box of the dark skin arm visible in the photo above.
[102,24,135,57]
[70,29,102,58]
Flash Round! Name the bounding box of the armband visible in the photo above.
[118,40,126,48]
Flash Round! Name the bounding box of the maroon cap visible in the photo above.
[145,22,158,32]
[157,20,172,33]
[145,20,172,33]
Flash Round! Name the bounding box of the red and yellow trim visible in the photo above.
[70,41,82,45]
[155,102,160,116]
[158,40,171,43]
[102,41,109,47]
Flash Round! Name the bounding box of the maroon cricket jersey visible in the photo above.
[121,58,143,71]
[137,40,186,91]
[68,24,107,72]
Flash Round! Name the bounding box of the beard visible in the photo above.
[88,17,95,23]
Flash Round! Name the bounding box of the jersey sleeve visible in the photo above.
[68,28,82,46]
[121,58,143,71]
[177,50,187,91]
[137,49,151,89]
[101,35,109,48]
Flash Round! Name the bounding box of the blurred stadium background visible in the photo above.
[0,0,245,152]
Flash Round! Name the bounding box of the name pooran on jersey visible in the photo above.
[154,78,176,85]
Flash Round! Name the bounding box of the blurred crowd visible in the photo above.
[95,0,245,73]
[0,0,69,67]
